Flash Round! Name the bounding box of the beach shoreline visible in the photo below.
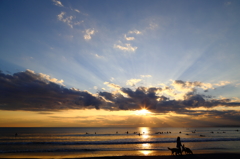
[1,127,240,158]
[81,153,240,159]
[1,150,240,158]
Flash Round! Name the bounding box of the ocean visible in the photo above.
[0,127,240,158]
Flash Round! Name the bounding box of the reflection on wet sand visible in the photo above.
[140,150,152,155]
[142,143,150,148]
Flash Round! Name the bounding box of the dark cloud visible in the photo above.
[174,80,204,88]
[0,70,102,111]
[0,70,240,120]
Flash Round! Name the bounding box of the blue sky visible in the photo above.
[1,0,240,127]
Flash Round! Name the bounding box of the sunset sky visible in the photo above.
[1,0,240,127]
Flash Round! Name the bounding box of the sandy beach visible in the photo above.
[1,150,240,158]
[1,153,240,159]
[80,154,240,159]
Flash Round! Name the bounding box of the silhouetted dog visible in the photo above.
[182,144,193,154]
[168,147,182,155]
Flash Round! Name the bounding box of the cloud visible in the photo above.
[126,79,142,86]
[171,80,215,92]
[99,86,240,116]
[214,81,230,86]
[235,83,240,87]
[170,80,231,98]
[128,30,142,34]
[74,20,84,26]
[148,22,158,30]
[39,74,64,85]
[1,70,240,124]
[124,34,135,41]
[84,29,95,40]
[57,12,74,28]
[225,1,232,6]
[104,82,121,89]
[57,11,83,28]
[57,12,65,20]
[114,30,141,53]
[110,77,115,82]
[94,54,104,58]
[0,70,102,111]
[53,0,64,7]
[29,69,64,85]
[140,75,152,78]
[114,43,137,52]
[74,9,80,13]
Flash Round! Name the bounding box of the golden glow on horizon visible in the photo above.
[134,108,152,115]
[1,106,240,127]
[166,111,188,117]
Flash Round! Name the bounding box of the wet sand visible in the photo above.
[82,152,240,159]
[81,154,240,159]
[1,150,240,158]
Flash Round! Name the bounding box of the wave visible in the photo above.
[0,147,230,153]
[0,147,167,153]
[1,137,240,145]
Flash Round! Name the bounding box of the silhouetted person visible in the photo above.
[116,131,118,134]
[126,131,128,134]
[176,136,182,150]
[15,133,18,137]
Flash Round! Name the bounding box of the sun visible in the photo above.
[135,108,152,115]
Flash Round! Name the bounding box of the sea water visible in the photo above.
[0,127,240,158]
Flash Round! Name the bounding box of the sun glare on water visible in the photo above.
[135,108,152,115]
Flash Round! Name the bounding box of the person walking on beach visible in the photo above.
[176,136,182,150]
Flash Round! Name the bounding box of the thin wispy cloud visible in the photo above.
[74,9,80,13]
[74,20,84,26]
[114,43,137,52]
[148,22,158,30]
[56,5,85,29]
[128,30,142,34]
[57,12,74,28]
[53,0,64,7]
[84,29,95,40]
[140,75,152,78]
[225,1,232,6]
[104,82,121,89]
[124,34,135,41]
[94,54,104,58]
[126,79,142,86]
[214,81,230,86]
[109,77,115,82]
